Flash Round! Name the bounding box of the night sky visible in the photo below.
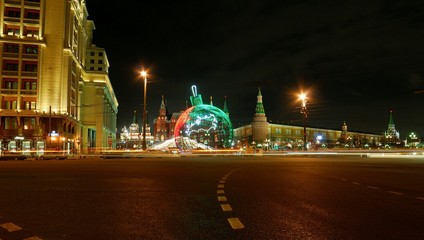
[86,0,424,138]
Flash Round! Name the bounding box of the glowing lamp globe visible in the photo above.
[174,86,233,150]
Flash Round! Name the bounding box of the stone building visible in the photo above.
[233,89,382,149]
[0,0,118,154]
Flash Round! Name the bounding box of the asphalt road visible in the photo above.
[0,155,423,239]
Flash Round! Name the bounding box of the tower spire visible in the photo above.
[160,95,166,109]
[132,110,137,124]
[223,96,229,117]
[210,96,213,106]
[255,88,266,116]
[388,110,395,126]
[252,88,269,144]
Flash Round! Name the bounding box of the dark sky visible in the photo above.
[86,0,424,138]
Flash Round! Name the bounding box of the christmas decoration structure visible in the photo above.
[174,85,233,150]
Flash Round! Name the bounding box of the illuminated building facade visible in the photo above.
[0,0,118,154]
[233,90,383,150]
[152,95,183,142]
[383,110,400,145]
[153,95,169,142]
[119,110,153,149]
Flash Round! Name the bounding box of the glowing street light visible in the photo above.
[299,92,308,151]
[141,70,148,151]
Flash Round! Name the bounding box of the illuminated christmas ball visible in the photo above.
[174,104,233,150]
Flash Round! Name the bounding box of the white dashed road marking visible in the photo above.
[227,218,245,229]
[218,196,228,202]
[24,237,43,240]
[416,197,424,201]
[366,186,380,190]
[221,204,233,211]
[0,222,22,232]
[217,167,246,230]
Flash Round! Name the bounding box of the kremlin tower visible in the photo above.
[251,88,269,144]
[384,110,400,144]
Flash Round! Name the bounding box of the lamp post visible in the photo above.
[141,70,148,151]
[299,93,308,151]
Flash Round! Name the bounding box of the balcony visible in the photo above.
[1,70,19,76]
[20,89,37,95]
[21,71,37,77]
[24,0,41,7]
[24,18,40,25]
[5,0,21,6]
[22,53,39,59]
[3,16,21,23]
[2,52,19,58]
[1,89,18,94]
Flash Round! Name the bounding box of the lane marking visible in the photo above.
[217,189,224,194]
[366,186,380,190]
[24,237,43,240]
[341,178,347,182]
[0,222,23,232]
[221,204,233,211]
[228,218,245,229]
[219,180,226,184]
[416,197,424,201]
[351,182,360,185]
[387,191,404,196]
[218,196,228,202]
[217,184,225,189]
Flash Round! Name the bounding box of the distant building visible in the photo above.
[119,110,153,149]
[0,0,118,154]
[153,95,169,142]
[233,89,383,150]
[384,110,400,145]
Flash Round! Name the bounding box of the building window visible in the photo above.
[97,67,102,71]
[90,67,94,71]
[25,29,39,37]
[90,59,95,63]
[25,10,40,19]
[4,100,17,110]
[22,81,37,90]
[5,44,19,53]
[5,80,18,89]
[6,27,20,36]
[98,52,103,56]
[90,51,95,56]
[6,8,21,18]
[98,60,103,64]
[5,117,18,129]
[22,118,36,129]
[24,63,37,72]
[24,45,38,54]
[5,62,19,71]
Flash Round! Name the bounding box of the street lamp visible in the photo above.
[299,93,308,151]
[141,70,148,151]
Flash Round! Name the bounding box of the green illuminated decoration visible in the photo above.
[174,85,233,150]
